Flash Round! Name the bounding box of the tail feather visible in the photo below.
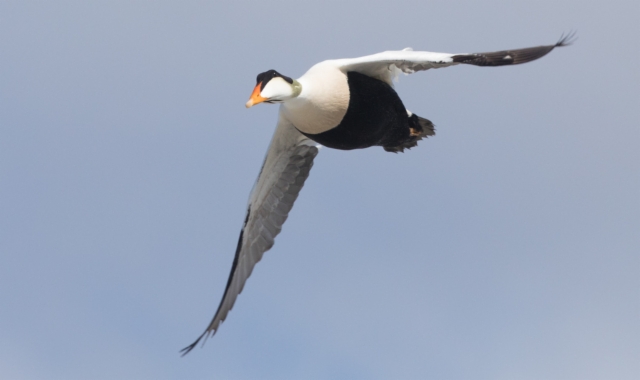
[383,114,435,153]
[414,115,435,138]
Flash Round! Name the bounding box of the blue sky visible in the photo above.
[1,1,638,379]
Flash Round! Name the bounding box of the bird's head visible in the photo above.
[245,70,302,108]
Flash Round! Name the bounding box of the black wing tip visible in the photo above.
[179,340,200,357]
[556,30,578,47]
[180,335,204,357]
[180,329,214,357]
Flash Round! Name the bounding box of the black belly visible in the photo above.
[299,71,411,150]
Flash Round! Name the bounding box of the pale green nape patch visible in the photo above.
[291,79,302,98]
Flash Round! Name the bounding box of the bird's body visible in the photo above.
[288,68,431,151]
[182,33,574,355]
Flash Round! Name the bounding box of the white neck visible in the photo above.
[281,63,349,135]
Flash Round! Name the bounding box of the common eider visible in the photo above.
[182,33,574,355]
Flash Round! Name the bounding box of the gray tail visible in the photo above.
[384,114,435,153]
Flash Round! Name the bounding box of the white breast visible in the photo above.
[281,62,350,135]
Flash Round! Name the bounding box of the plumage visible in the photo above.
[181,34,573,355]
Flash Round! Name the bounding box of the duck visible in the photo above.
[181,33,574,355]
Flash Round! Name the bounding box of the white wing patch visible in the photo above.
[328,50,458,85]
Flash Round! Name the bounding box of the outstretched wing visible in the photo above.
[333,32,575,84]
[181,113,319,355]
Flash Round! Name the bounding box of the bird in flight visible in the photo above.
[181,33,574,355]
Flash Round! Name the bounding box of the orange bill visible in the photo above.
[245,84,267,108]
